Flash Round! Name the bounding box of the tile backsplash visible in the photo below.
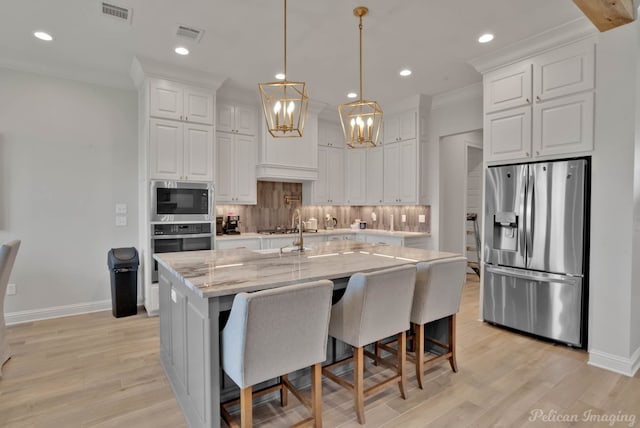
[216,181,430,233]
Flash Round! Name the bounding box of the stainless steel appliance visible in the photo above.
[150,223,212,282]
[151,181,213,222]
[483,158,590,347]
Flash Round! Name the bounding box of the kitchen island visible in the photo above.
[154,240,459,428]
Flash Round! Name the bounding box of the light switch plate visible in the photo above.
[7,283,16,296]
[419,214,426,223]
[115,203,127,214]
[401,214,407,223]
[115,216,127,226]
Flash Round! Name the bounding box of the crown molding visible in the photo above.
[469,17,597,74]
[130,56,225,91]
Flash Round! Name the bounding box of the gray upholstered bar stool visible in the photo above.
[409,257,467,389]
[322,265,416,425]
[0,240,21,377]
[220,279,333,428]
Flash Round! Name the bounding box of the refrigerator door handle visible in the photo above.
[485,265,581,284]
[518,167,527,263]
[525,167,534,265]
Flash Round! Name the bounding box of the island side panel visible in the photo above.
[158,264,221,428]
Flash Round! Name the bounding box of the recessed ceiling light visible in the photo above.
[347,92,357,98]
[399,69,412,77]
[275,73,285,80]
[34,31,53,41]
[478,33,494,43]
[175,47,189,55]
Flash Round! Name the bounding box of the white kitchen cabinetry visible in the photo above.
[149,80,214,125]
[365,146,384,204]
[318,121,343,147]
[383,110,416,144]
[484,39,595,162]
[217,103,257,136]
[149,118,214,181]
[344,149,366,205]
[383,139,417,204]
[304,145,344,205]
[215,132,257,204]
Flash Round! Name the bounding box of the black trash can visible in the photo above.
[107,247,139,318]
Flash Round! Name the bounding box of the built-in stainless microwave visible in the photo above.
[151,181,213,222]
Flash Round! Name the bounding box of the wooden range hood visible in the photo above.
[573,0,636,32]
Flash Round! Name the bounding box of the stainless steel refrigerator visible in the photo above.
[483,158,589,347]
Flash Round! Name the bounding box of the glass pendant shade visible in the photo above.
[259,0,309,138]
[259,80,309,138]
[339,6,382,148]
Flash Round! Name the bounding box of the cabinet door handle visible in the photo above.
[526,152,530,157]
[185,116,188,121]
[536,151,540,156]
[536,96,541,102]
[526,98,530,104]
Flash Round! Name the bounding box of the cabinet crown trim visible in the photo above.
[469,19,596,74]
[130,56,224,90]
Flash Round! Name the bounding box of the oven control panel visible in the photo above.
[153,223,212,235]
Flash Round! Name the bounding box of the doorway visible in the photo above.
[439,131,483,268]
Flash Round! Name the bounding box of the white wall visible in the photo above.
[439,131,482,253]
[0,68,138,322]
[632,17,640,360]
[426,83,483,249]
[588,19,640,375]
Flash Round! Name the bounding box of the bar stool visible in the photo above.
[322,265,416,425]
[0,240,21,376]
[409,257,467,389]
[220,280,334,428]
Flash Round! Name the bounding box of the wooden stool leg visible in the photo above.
[449,315,458,373]
[240,386,252,428]
[398,331,407,399]
[374,341,381,366]
[354,346,365,424]
[311,363,323,428]
[280,374,289,407]
[415,323,425,389]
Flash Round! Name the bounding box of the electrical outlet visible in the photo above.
[115,216,127,226]
[419,214,426,223]
[115,203,127,214]
[371,212,377,222]
[401,214,407,223]
[7,283,16,296]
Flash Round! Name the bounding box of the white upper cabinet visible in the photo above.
[215,132,257,204]
[383,110,416,144]
[344,149,366,205]
[484,62,532,113]
[484,38,595,163]
[384,140,418,204]
[304,145,344,205]
[318,121,343,147]
[216,103,257,136]
[365,147,384,204]
[150,119,213,181]
[149,80,214,125]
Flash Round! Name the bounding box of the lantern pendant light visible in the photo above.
[338,6,383,148]
[259,0,309,138]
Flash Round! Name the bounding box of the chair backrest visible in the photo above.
[411,257,467,325]
[222,279,334,388]
[0,240,21,312]
[332,265,416,348]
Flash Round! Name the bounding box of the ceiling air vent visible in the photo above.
[176,25,204,43]
[101,2,133,24]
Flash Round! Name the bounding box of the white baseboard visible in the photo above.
[5,297,145,325]
[588,347,640,377]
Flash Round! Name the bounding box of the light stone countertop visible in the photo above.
[216,228,431,240]
[154,240,458,299]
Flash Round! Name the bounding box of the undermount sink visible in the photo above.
[252,246,316,255]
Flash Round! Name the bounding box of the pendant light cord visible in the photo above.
[359,15,363,102]
[283,0,287,81]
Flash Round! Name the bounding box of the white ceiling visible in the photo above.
[0,0,586,108]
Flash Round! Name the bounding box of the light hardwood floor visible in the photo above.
[1,275,638,427]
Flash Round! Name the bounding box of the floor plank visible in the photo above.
[1,275,639,427]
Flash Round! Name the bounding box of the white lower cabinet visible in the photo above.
[216,238,261,250]
[149,119,213,181]
[215,132,257,204]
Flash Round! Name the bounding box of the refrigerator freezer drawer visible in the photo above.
[483,266,583,346]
